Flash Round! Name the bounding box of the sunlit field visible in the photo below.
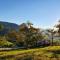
[0,46,60,60]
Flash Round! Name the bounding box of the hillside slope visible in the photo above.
[0,21,19,35]
[0,21,19,30]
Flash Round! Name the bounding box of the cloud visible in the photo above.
[32,18,60,31]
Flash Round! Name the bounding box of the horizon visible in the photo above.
[0,20,59,30]
[0,0,60,29]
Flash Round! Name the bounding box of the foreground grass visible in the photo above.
[0,46,60,60]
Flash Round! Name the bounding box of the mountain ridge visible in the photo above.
[0,21,19,30]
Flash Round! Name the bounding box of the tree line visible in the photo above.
[0,20,60,48]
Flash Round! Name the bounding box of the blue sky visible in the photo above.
[0,0,60,28]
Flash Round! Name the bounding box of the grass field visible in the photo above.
[0,46,60,60]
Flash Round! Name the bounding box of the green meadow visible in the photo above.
[0,46,60,60]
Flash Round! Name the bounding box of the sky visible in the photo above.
[0,0,60,29]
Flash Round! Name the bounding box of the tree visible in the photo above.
[28,26,44,47]
[18,23,28,48]
[0,36,14,47]
[0,24,5,36]
[46,29,56,46]
[27,21,33,28]
[18,22,44,48]
[6,30,17,42]
[55,20,60,36]
[0,24,4,31]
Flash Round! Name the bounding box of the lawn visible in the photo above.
[0,46,60,60]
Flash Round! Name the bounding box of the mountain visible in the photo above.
[0,21,19,30]
[0,21,19,35]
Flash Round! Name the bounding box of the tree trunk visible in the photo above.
[52,34,53,46]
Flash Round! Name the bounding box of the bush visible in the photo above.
[0,40,14,47]
[0,36,14,47]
